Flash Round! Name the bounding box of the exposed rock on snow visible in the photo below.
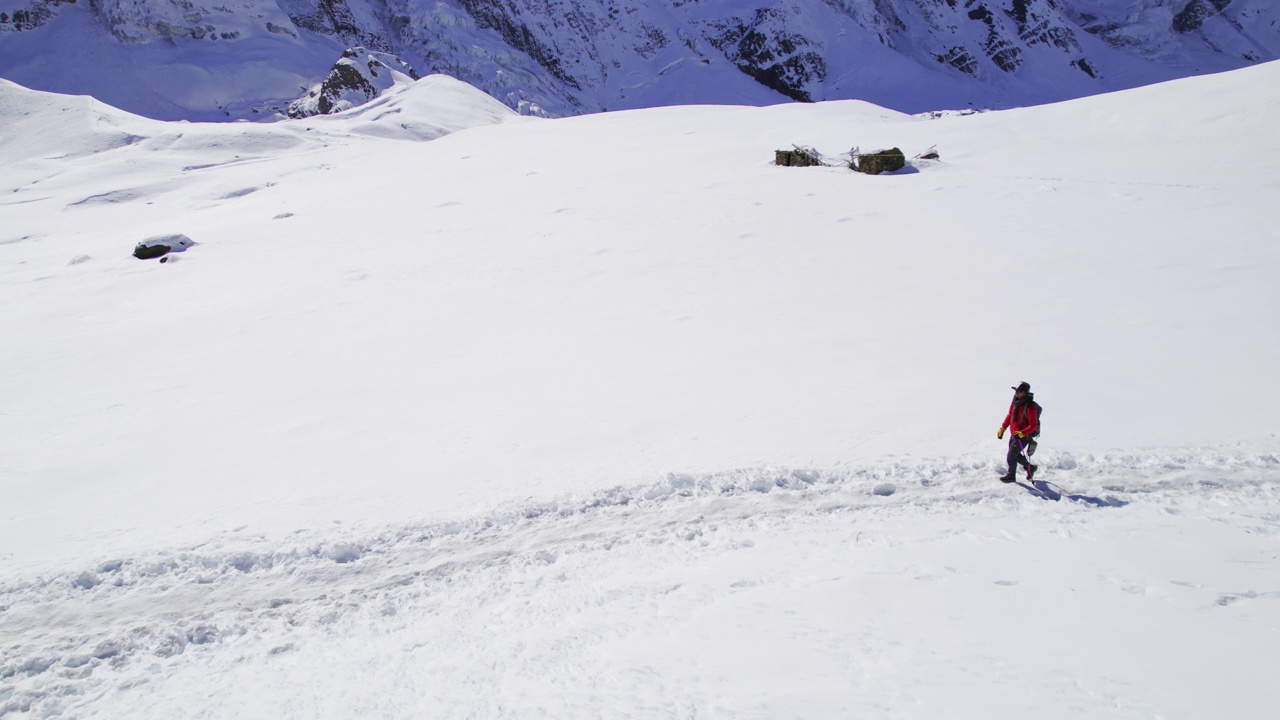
[132,233,193,260]
[286,47,419,118]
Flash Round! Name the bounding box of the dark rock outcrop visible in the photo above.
[967,4,1024,73]
[1172,0,1234,33]
[133,234,194,260]
[935,46,981,78]
[282,0,388,50]
[287,47,419,118]
[0,0,69,32]
[455,0,582,90]
[706,8,826,102]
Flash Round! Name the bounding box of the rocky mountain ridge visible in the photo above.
[1,0,1276,120]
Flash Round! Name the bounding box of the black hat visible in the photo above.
[1012,381,1031,392]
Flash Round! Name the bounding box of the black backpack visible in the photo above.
[1014,399,1043,438]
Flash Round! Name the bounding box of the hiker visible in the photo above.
[997,381,1040,483]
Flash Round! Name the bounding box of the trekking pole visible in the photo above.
[1016,436,1036,479]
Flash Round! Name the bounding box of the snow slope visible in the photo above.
[1,63,1279,717]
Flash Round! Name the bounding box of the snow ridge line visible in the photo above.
[1,447,1278,716]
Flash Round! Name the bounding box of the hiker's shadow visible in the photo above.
[1018,481,1129,508]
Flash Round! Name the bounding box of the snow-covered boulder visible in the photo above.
[133,233,193,260]
[287,47,419,119]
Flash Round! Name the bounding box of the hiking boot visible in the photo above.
[1026,464,1038,481]
[999,472,1017,483]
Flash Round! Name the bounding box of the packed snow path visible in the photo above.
[3,449,1278,718]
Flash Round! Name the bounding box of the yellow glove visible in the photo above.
[1014,431,1025,439]
[997,427,1005,439]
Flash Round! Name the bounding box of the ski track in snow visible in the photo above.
[2,448,1278,717]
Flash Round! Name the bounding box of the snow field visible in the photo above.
[2,63,1280,717]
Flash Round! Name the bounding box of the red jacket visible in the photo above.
[1002,399,1040,436]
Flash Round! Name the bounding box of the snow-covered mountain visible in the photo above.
[1,0,1277,120]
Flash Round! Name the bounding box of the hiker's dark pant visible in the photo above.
[1007,436,1032,473]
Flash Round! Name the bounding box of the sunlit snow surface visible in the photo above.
[2,66,1279,717]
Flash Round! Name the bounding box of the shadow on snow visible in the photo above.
[1016,480,1130,508]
